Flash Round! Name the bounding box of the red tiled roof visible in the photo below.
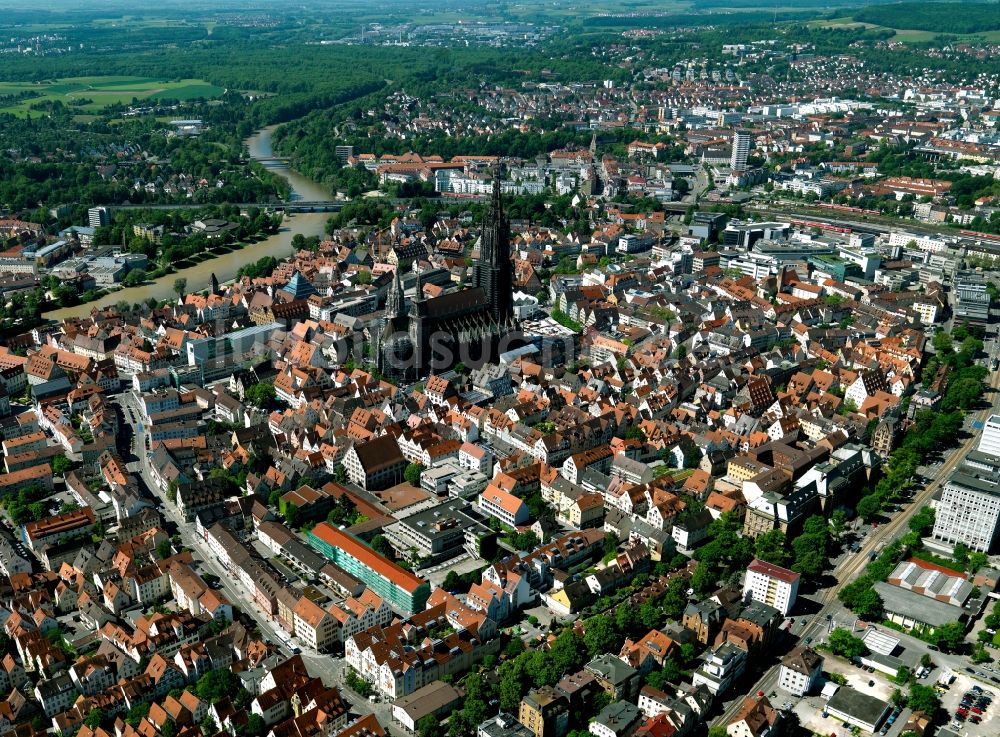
[310,523,425,594]
[747,558,800,585]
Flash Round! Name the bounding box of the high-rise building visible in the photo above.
[742,558,800,616]
[931,464,1000,553]
[730,130,753,172]
[979,415,1000,456]
[334,145,354,164]
[955,277,991,324]
[88,206,111,228]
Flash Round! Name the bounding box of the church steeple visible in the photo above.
[386,267,405,318]
[475,162,513,322]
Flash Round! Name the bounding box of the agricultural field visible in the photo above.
[0,76,224,116]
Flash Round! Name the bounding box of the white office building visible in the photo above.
[931,465,1000,553]
[978,415,1000,456]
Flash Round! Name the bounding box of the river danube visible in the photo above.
[45,125,330,320]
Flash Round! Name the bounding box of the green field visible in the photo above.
[0,76,224,116]
[809,15,1000,43]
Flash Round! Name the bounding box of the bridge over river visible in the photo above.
[45,125,334,320]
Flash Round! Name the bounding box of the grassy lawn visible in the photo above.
[0,76,224,116]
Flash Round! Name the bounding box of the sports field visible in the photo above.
[0,76,224,116]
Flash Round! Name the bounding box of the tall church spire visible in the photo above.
[474,161,513,322]
[413,267,424,305]
[386,267,405,318]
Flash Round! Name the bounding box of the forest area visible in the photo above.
[854,2,1000,34]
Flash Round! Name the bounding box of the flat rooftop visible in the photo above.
[826,686,890,726]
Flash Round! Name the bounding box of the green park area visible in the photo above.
[0,76,224,116]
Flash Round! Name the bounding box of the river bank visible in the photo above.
[44,125,331,320]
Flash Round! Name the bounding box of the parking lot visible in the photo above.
[793,653,902,737]
[938,674,996,737]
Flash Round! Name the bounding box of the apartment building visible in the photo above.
[479,485,529,527]
[742,559,800,616]
[519,686,569,737]
[692,642,746,696]
[778,647,823,697]
[23,508,97,552]
[343,435,407,491]
[293,597,338,652]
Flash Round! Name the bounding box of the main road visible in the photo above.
[712,364,1000,726]
[45,125,333,320]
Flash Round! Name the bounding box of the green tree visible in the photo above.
[968,551,989,573]
[155,539,173,560]
[647,657,684,689]
[661,577,688,620]
[85,709,105,729]
[830,509,849,539]
[345,670,372,697]
[791,515,830,578]
[584,614,620,657]
[549,628,586,676]
[856,494,882,522]
[603,533,619,558]
[125,703,150,728]
[615,603,641,637]
[828,628,868,659]
[933,621,967,653]
[890,688,906,709]
[201,715,218,735]
[372,534,394,558]
[512,531,540,551]
[849,588,884,621]
[417,715,444,737]
[173,277,187,297]
[51,454,72,476]
[953,543,970,566]
[404,463,424,486]
[122,268,148,287]
[498,666,525,712]
[907,683,939,715]
[245,715,266,737]
[244,381,276,408]
[754,529,790,566]
[195,669,241,704]
[908,506,935,537]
